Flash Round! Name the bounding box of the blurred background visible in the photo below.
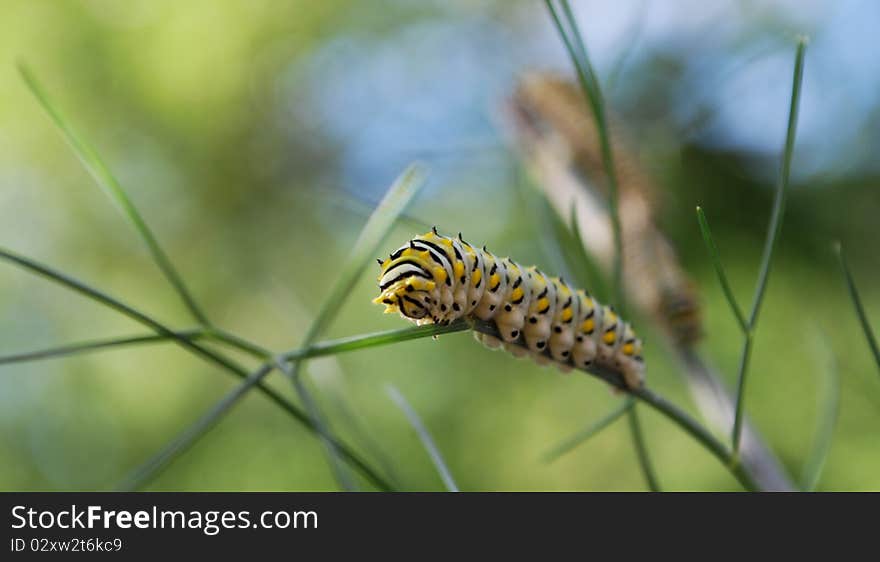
[1,0,878,491]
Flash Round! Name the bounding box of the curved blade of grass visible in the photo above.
[732,37,807,456]
[836,244,880,374]
[627,405,661,491]
[696,206,748,333]
[283,163,427,490]
[118,363,276,491]
[17,63,210,326]
[323,390,404,490]
[386,384,459,492]
[800,333,839,491]
[299,163,427,343]
[0,246,392,491]
[543,398,633,462]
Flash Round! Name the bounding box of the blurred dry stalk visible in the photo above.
[503,72,794,491]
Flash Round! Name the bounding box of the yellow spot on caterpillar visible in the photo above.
[441,238,453,247]
[434,267,447,284]
[622,342,635,356]
[490,273,500,289]
[582,318,594,333]
[471,269,482,286]
[537,298,550,311]
[511,287,524,301]
[454,261,465,279]
[603,330,617,345]
[561,308,573,322]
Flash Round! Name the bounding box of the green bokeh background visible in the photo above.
[1,0,878,491]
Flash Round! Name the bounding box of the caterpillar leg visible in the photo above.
[474,331,503,349]
[503,342,530,358]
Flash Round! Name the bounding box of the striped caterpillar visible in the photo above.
[373,228,645,389]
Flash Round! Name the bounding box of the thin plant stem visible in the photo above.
[0,330,204,365]
[204,328,273,360]
[118,363,276,491]
[696,207,748,332]
[18,63,211,327]
[836,244,880,374]
[731,38,807,456]
[387,384,459,492]
[632,385,758,492]
[543,398,633,463]
[282,360,358,491]
[800,336,839,491]
[627,405,661,491]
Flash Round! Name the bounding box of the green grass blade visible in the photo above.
[17,63,210,326]
[283,163,427,490]
[543,398,633,462]
[118,363,276,491]
[282,361,358,490]
[696,206,748,333]
[627,405,661,491]
[323,390,404,490]
[836,244,880,374]
[732,38,807,455]
[386,384,459,492]
[300,163,427,343]
[0,246,392,491]
[0,330,203,365]
[746,38,807,328]
[800,336,840,491]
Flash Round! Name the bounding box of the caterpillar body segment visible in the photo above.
[374,230,645,389]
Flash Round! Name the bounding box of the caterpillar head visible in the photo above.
[373,249,439,324]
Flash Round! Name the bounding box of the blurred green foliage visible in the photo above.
[1,0,878,491]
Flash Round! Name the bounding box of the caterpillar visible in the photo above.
[373,228,645,389]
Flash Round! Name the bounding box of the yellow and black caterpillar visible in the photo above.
[374,229,645,389]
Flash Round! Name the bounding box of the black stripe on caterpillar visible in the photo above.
[373,229,645,389]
